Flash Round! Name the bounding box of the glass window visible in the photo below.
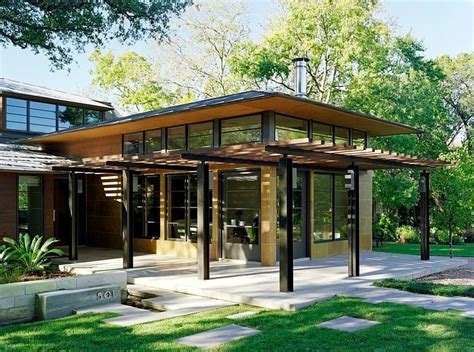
[132,175,160,239]
[167,126,186,151]
[145,176,161,239]
[17,175,43,236]
[335,126,349,145]
[188,122,213,149]
[6,97,27,131]
[84,109,102,125]
[167,174,212,242]
[58,106,84,130]
[352,129,366,147]
[313,122,333,143]
[29,101,56,133]
[223,172,260,245]
[313,173,333,242]
[275,115,308,141]
[334,175,348,240]
[123,132,143,155]
[221,115,262,146]
[145,129,162,154]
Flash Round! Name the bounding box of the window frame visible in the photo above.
[274,113,309,141]
[16,174,44,239]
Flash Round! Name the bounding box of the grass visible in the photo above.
[373,243,474,257]
[374,279,474,298]
[0,297,473,351]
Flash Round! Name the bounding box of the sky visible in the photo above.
[0,0,472,97]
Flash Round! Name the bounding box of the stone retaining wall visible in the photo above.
[0,271,126,325]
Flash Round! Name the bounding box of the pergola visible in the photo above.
[53,140,450,293]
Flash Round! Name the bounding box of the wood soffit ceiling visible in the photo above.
[24,93,422,145]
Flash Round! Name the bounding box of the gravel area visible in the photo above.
[418,259,474,286]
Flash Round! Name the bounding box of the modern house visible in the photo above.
[0,63,447,292]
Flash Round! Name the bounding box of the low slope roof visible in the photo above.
[0,78,113,110]
[0,143,75,172]
[24,91,422,144]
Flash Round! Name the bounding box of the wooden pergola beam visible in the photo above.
[106,161,197,171]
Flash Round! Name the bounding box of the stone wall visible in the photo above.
[0,271,126,325]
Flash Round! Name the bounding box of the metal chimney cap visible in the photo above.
[292,57,309,63]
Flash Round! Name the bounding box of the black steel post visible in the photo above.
[122,169,134,269]
[197,162,210,280]
[420,171,430,261]
[347,164,360,277]
[68,172,78,260]
[278,156,294,292]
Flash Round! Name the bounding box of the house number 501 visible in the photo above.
[97,290,114,300]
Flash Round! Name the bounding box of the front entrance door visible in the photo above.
[53,179,71,246]
[221,170,261,261]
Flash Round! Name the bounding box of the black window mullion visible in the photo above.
[26,100,30,131]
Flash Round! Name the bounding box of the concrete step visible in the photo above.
[142,292,234,312]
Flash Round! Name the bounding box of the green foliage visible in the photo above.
[90,50,172,113]
[373,213,398,242]
[432,228,463,245]
[396,225,420,244]
[3,234,63,275]
[374,279,474,298]
[0,0,192,69]
[374,243,474,257]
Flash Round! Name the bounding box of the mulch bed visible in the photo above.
[18,271,76,282]
[417,259,474,286]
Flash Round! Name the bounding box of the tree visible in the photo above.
[0,0,192,69]
[155,0,251,99]
[230,0,392,103]
[436,53,474,151]
[89,50,171,114]
[431,148,474,257]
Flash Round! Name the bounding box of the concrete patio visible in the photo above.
[128,252,467,310]
[57,248,468,312]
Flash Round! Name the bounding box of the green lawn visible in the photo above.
[373,243,474,257]
[374,279,474,298]
[0,297,473,351]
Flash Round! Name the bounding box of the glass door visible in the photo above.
[221,170,261,261]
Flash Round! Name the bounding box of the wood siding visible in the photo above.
[85,174,122,249]
[45,135,122,159]
[0,173,17,241]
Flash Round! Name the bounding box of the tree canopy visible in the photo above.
[0,0,192,69]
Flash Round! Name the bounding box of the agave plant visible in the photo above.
[3,234,64,274]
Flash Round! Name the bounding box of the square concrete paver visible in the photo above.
[176,324,260,349]
[227,311,257,320]
[318,316,380,332]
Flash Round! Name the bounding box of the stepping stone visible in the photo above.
[176,324,260,349]
[318,316,380,332]
[227,311,257,320]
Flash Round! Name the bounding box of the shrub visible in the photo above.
[460,229,474,243]
[432,228,463,245]
[3,234,64,275]
[397,225,420,244]
[374,213,398,242]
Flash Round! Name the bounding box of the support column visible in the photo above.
[420,171,430,261]
[347,164,360,277]
[122,169,133,269]
[197,162,210,280]
[278,156,293,292]
[68,172,78,260]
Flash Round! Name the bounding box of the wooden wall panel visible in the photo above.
[45,134,122,159]
[0,173,17,241]
[43,174,54,238]
[85,174,122,249]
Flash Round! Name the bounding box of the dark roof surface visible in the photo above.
[0,143,76,172]
[0,78,113,109]
[24,90,422,144]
